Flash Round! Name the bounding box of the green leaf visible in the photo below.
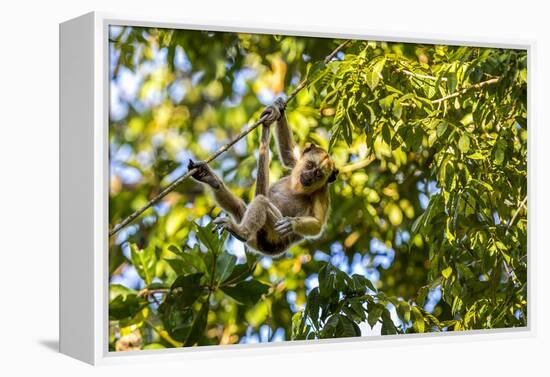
[320,314,360,338]
[411,127,424,151]
[223,263,251,285]
[411,307,425,333]
[445,217,456,242]
[168,244,208,275]
[215,251,237,283]
[130,244,156,285]
[291,311,309,340]
[467,152,485,160]
[170,273,204,308]
[436,121,448,138]
[381,123,392,146]
[318,264,337,298]
[307,61,327,87]
[416,286,428,306]
[165,258,186,275]
[373,57,387,75]
[319,314,339,338]
[195,222,224,255]
[397,301,411,323]
[457,264,474,280]
[366,70,380,90]
[379,94,396,111]
[109,283,136,300]
[184,299,210,346]
[347,298,367,322]
[441,266,453,279]
[411,211,426,234]
[447,72,457,93]
[158,306,194,342]
[306,287,321,327]
[109,293,141,320]
[328,122,342,151]
[339,315,361,337]
[425,85,436,99]
[392,101,403,119]
[458,133,470,153]
[381,310,398,335]
[351,274,376,292]
[221,279,270,305]
[494,142,506,165]
[179,248,208,275]
[334,267,352,292]
[367,302,384,328]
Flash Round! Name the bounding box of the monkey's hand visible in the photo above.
[274,217,296,238]
[260,98,286,126]
[187,159,221,189]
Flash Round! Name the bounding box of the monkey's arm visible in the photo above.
[274,216,323,237]
[292,216,324,236]
[274,197,328,237]
[274,111,298,168]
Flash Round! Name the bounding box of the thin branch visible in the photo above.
[506,195,528,233]
[501,195,527,287]
[109,114,267,236]
[144,319,183,348]
[137,288,170,298]
[399,69,447,82]
[285,40,351,103]
[431,78,499,104]
[109,40,352,237]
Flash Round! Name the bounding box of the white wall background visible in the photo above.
[0,0,548,375]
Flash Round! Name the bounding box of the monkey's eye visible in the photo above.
[305,161,315,170]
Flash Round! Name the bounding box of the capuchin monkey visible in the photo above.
[188,98,339,257]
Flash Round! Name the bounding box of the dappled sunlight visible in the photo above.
[108,26,527,350]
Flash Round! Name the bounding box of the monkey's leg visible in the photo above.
[213,194,281,241]
[188,159,246,221]
[254,125,271,197]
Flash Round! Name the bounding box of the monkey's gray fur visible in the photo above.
[188,98,339,257]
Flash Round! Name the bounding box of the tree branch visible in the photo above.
[109,40,352,237]
[431,78,500,104]
[506,195,528,233]
[399,69,448,82]
[501,195,527,287]
[137,288,170,298]
[144,319,183,348]
[285,40,351,103]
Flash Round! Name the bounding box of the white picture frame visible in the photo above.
[59,11,534,365]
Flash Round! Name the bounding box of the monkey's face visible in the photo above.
[294,144,338,193]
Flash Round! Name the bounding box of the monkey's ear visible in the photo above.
[328,168,339,183]
[303,143,314,155]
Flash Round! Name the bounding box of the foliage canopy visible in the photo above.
[108,26,527,350]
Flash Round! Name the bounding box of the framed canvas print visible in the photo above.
[60,12,531,365]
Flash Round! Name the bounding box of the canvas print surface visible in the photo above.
[108,25,527,352]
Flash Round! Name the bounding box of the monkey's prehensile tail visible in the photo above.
[109,40,351,237]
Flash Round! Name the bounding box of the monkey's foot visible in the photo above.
[273,97,287,113]
[188,159,221,189]
[260,98,286,126]
[212,217,247,242]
